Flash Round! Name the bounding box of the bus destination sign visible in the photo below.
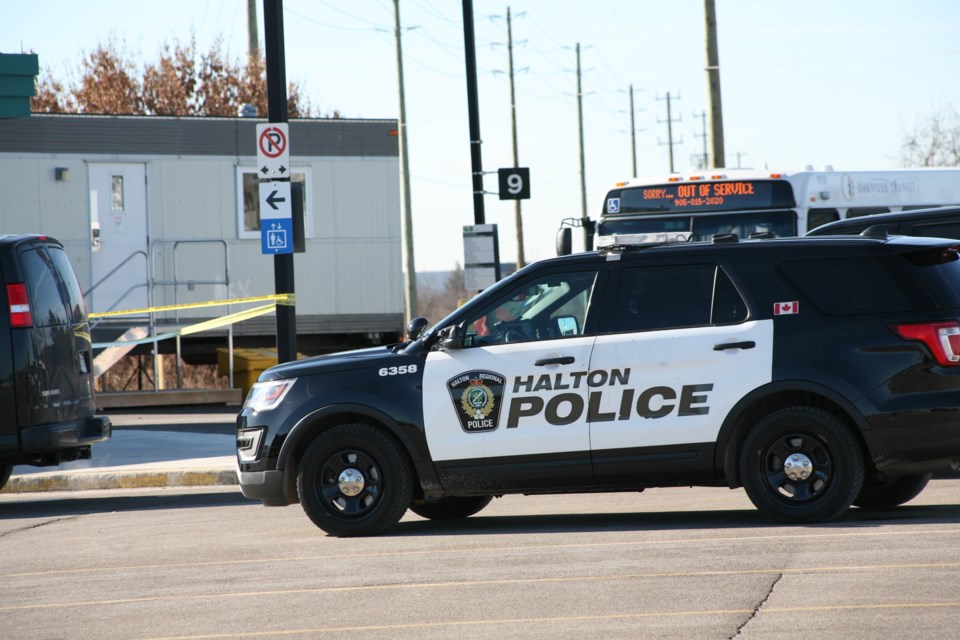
[606,180,796,215]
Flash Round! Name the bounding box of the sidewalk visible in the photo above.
[2,408,239,494]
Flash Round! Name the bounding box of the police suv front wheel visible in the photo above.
[739,407,864,524]
[297,424,413,537]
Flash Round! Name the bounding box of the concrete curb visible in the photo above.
[1,468,238,494]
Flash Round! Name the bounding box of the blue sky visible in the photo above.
[4,1,960,271]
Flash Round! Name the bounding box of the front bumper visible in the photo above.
[238,468,291,505]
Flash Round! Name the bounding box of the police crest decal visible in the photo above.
[447,370,506,433]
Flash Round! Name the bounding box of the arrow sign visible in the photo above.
[259,182,292,220]
[265,189,287,210]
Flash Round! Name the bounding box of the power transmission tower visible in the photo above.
[657,92,682,173]
[506,6,525,269]
[393,0,417,322]
[693,110,707,169]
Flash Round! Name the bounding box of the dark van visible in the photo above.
[805,206,960,239]
[0,234,110,490]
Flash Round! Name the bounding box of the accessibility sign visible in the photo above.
[259,181,293,255]
[256,123,290,178]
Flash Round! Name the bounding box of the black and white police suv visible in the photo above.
[237,231,960,536]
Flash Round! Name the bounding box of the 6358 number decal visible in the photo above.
[379,364,418,377]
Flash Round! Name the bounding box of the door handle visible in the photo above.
[713,341,756,351]
[535,356,575,366]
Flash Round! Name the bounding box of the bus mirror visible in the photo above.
[556,227,572,256]
[406,316,429,341]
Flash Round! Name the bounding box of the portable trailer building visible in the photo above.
[0,114,404,359]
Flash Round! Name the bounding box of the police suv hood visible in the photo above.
[259,346,402,380]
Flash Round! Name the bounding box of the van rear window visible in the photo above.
[48,247,87,323]
[20,248,70,327]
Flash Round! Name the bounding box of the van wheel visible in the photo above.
[297,424,413,537]
[410,496,493,520]
[740,407,863,524]
[0,464,10,491]
[853,473,931,509]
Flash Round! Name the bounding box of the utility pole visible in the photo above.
[704,0,725,168]
[263,0,297,363]
[506,6,524,269]
[462,0,485,226]
[576,42,589,250]
[657,92,682,173]
[246,0,259,58]
[393,0,417,322]
[629,83,637,177]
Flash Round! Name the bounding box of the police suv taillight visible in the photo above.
[6,283,32,328]
[893,321,960,366]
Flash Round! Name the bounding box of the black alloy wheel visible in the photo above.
[740,406,864,524]
[297,423,413,537]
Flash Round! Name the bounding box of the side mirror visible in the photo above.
[556,227,572,256]
[552,315,580,337]
[439,324,465,350]
[406,316,429,341]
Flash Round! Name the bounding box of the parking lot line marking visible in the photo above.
[4,561,960,613]
[138,602,960,640]
[4,525,960,579]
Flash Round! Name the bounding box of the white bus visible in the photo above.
[558,166,960,252]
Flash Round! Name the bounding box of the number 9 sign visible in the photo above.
[497,167,531,200]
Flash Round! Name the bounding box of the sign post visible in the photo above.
[262,0,297,364]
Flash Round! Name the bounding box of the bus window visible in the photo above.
[846,207,891,218]
[909,221,960,240]
[808,208,840,230]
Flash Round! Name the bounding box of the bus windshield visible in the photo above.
[598,209,798,242]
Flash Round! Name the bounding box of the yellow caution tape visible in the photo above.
[89,293,294,319]
[91,304,278,349]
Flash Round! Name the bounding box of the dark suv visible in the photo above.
[806,205,960,240]
[238,233,960,536]
[0,235,110,490]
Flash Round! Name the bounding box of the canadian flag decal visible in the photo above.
[774,301,799,315]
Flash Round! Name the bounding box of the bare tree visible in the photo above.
[902,104,960,167]
[32,37,313,118]
[417,263,469,322]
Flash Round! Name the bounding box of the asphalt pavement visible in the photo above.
[2,406,239,494]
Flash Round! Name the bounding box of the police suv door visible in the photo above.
[588,261,773,485]
[422,268,603,493]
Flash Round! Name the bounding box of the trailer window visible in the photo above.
[235,167,313,240]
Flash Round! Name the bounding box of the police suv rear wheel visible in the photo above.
[409,495,493,520]
[853,473,931,509]
[740,407,863,524]
[0,464,11,491]
[297,424,413,537]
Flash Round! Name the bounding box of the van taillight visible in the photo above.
[893,321,960,366]
[6,283,32,328]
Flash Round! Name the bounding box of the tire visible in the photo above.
[853,473,931,509]
[0,464,11,491]
[297,424,413,537]
[409,495,493,520]
[739,406,864,524]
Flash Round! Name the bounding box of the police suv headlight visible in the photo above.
[244,379,296,412]
[237,427,266,463]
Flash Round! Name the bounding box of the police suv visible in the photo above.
[237,231,960,536]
